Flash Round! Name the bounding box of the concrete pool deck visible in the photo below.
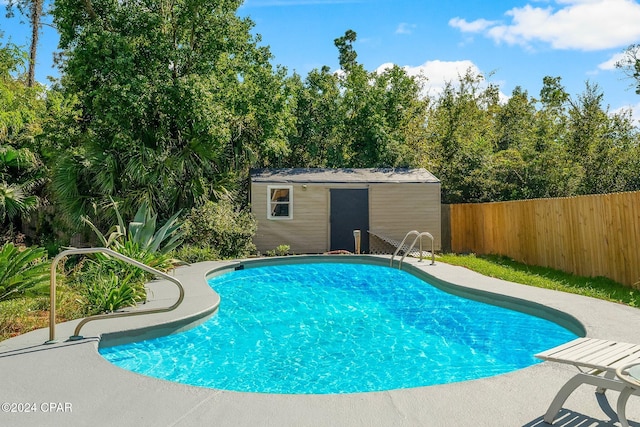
[1,255,639,427]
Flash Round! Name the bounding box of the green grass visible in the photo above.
[0,286,87,342]
[438,253,640,308]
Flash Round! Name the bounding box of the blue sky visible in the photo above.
[3,0,640,122]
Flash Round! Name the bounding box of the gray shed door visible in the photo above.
[330,189,369,252]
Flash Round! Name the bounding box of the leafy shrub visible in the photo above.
[79,269,144,314]
[84,200,184,267]
[91,239,177,284]
[82,200,184,281]
[0,243,49,301]
[265,244,290,257]
[70,200,184,313]
[172,244,220,264]
[183,198,256,259]
[275,244,290,256]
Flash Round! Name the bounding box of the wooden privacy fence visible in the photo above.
[448,191,640,288]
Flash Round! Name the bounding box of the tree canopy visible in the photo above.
[285,31,429,169]
[50,0,293,226]
[1,19,640,244]
[0,41,46,227]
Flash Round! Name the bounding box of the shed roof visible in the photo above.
[250,168,440,184]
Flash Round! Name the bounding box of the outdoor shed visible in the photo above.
[250,168,441,255]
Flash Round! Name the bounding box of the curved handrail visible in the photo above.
[390,230,419,267]
[47,247,184,343]
[616,362,640,389]
[399,231,435,269]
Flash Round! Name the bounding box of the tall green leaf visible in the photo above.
[0,243,49,301]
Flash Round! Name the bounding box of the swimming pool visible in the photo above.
[99,260,579,394]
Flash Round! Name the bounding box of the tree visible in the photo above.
[494,86,535,152]
[340,60,386,167]
[488,83,581,201]
[286,30,428,170]
[334,29,358,72]
[50,0,292,227]
[488,87,536,200]
[525,76,581,198]
[0,242,49,301]
[0,41,46,229]
[5,0,45,87]
[371,64,429,167]
[304,30,428,168]
[422,70,497,203]
[565,82,640,195]
[616,44,640,95]
[285,68,344,167]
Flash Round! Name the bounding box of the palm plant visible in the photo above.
[0,146,42,223]
[51,141,236,229]
[82,199,184,274]
[0,243,49,301]
[0,182,37,221]
[0,45,46,226]
[68,200,185,313]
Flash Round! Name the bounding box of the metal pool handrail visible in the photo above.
[390,230,419,267]
[399,231,435,268]
[390,230,435,269]
[47,247,184,343]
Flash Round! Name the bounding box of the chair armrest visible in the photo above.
[616,363,640,389]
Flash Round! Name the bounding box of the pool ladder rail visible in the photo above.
[390,230,435,269]
[46,247,185,344]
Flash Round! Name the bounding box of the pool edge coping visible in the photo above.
[2,255,640,427]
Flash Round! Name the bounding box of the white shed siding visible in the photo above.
[250,169,441,254]
[252,183,330,254]
[369,183,441,250]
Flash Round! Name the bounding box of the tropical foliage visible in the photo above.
[82,199,184,275]
[79,269,143,314]
[57,200,185,315]
[0,42,46,230]
[183,198,256,259]
[49,0,291,225]
[0,146,41,220]
[0,243,49,301]
[3,16,639,234]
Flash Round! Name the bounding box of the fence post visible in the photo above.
[441,204,451,253]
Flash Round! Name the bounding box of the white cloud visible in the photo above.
[598,52,627,70]
[376,59,509,101]
[395,23,417,35]
[449,17,498,33]
[451,0,640,51]
[400,59,481,83]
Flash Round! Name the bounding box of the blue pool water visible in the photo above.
[99,262,578,394]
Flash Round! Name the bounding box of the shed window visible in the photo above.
[267,186,293,219]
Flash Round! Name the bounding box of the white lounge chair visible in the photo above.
[535,337,640,426]
[616,363,640,427]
